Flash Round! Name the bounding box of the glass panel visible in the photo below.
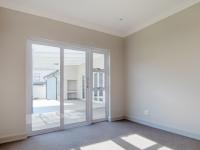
[93,53,104,70]
[64,49,86,124]
[93,53,106,120]
[32,44,60,131]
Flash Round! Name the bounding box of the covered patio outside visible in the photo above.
[32,99,105,131]
[32,44,106,131]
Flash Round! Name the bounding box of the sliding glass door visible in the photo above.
[28,40,109,135]
[64,48,87,125]
[31,44,61,132]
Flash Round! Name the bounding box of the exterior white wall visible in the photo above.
[32,85,46,99]
[64,65,83,100]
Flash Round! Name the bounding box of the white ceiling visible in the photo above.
[0,0,199,37]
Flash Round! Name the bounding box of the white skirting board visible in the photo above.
[0,133,27,144]
[125,116,200,141]
[108,116,125,122]
[1,117,199,144]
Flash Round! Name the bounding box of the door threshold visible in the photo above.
[29,120,108,137]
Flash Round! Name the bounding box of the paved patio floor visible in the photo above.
[32,100,105,131]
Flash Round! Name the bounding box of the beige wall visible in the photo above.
[125,3,200,139]
[0,7,125,138]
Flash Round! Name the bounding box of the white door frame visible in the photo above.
[26,38,110,136]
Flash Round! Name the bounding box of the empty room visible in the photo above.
[0,0,200,150]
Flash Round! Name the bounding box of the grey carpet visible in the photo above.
[0,120,199,150]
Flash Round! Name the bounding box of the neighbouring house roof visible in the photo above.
[44,70,59,79]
